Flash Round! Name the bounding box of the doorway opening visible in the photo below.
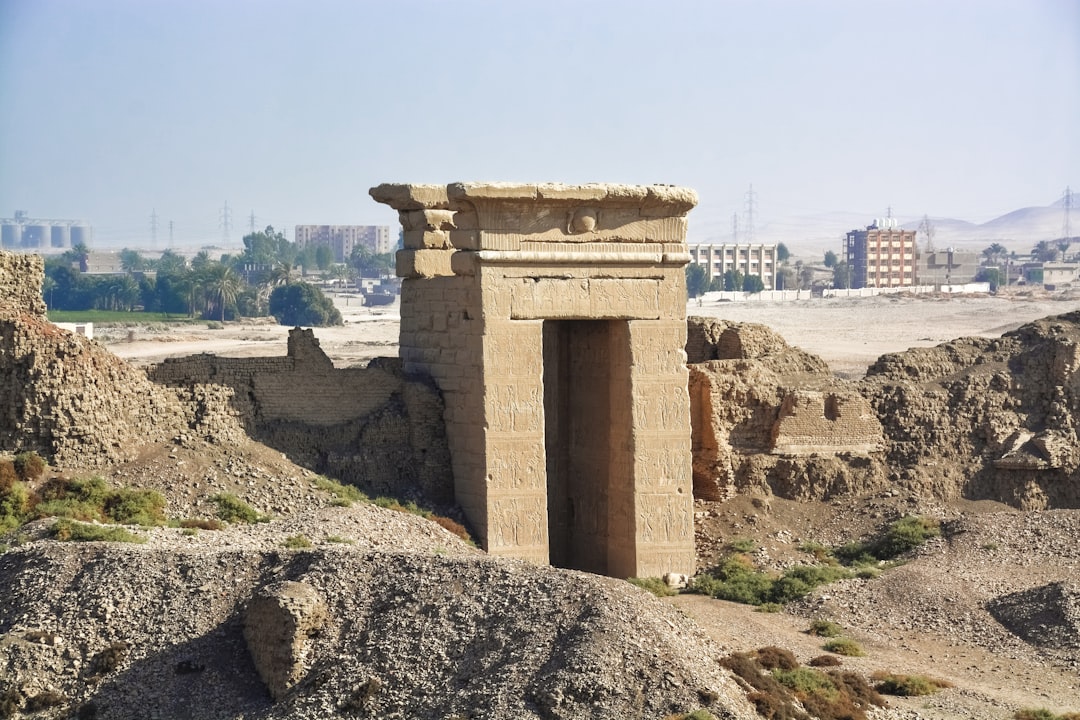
[543,320,633,575]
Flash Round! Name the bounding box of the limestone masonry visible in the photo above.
[372,182,699,578]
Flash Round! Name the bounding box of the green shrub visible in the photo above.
[772,666,837,698]
[799,541,832,561]
[314,476,367,506]
[728,537,756,553]
[692,555,850,607]
[871,672,953,696]
[13,452,46,481]
[835,515,941,566]
[0,470,29,533]
[324,535,353,544]
[876,516,940,558]
[628,577,678,597]
[756,602,783,613]
[807,619,845,637]
[823,638,865,657]
[51,519,145,544]
[211,493,267,523]
[283,534,313,549]
[33,477,165,526]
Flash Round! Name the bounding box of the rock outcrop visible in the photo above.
[0,543,756,720]
[687,317,888,501]
[862,312,1080,508]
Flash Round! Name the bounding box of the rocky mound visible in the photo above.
[861,311,1080,508]
[0,542,755,720]
[687,317,889,502]
[987,581,1080,656]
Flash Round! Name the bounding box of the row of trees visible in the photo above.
[43,227,395,326]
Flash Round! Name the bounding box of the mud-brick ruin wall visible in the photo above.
[148,329,452,500]
[770,390,883,455]
[373,182,698,579]
[0,251,188,466]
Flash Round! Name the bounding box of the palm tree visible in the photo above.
[206,263,241,322]
[982,243,1008,266]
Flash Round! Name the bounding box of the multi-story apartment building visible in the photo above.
[844,219,918,288]
[688,243,778,290]
[294,225,393,263]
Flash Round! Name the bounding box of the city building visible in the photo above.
[1,211,91,252]
[844,219,918,288]
[688,243,778,290]
[294,225,392,263]
[917,249,980,286]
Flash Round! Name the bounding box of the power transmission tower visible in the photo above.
[744,184,757,245]
[219,201,233,244]
[918,214,936,253]
[1063,186,1073,241]
[249,210,257,234]
[731,213,739,243]
[168,220,174,248]
[150,209,158,248]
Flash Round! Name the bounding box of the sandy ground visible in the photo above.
[105,288,1080,379]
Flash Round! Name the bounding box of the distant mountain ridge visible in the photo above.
[691,191,1078,256]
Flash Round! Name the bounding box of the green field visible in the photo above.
[46,310,204,324]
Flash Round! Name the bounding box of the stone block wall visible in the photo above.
[770,390,884,455]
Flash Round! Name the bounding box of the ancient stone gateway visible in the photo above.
[371,182,697,578]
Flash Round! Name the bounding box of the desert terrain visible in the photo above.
[90,288,1080,719]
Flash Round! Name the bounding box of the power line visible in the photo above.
[1063,186,1073,241]
[918,214,936,253]
[249,210,257,234]
[150,208,158,248]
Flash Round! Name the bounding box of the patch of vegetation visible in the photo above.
[756,602,783,613]
[729,537,756,553]
[24,691,66,712]
[822,638,865,657]
[176,518,225,531]
[754,646,798,670]
[1014,710,1080,720]
[982,542,1000,551]
[691,555,851,607]
[34,476,166,526]
[665,711,716,720]
[0,463,30,533]
[283,534,313,549]
[807,619,845,638]
[314,476,367,507]
[431,514,473,545]
[799,541,831,562]
[324,535,353,544]
[628,577,678,597]
[51,519,146,544]
[13,452,46,481]
[47,310,206,324]
[0,686,20,719]
[721,649,884,720]
[871,672,953,696]
[808,655,842,667]
[85,642,130,680]
[211,493,268,523]
[833,515,941,566]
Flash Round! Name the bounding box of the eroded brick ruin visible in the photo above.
[371,182,698,578]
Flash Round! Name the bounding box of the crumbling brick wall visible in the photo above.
[147,331,453,502]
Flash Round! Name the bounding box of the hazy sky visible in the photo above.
[1,0,1077,248]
